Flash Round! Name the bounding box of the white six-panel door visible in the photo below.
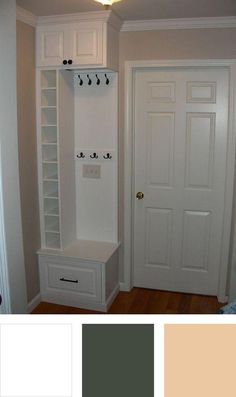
[133,67,229,295]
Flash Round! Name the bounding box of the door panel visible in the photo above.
[146,208,172,268]
[182,211,211,271]
[185,113,215,189]
[186,81,216,103]
[147,113,175,186]
[133,67,229,295]
[147,81,176,103]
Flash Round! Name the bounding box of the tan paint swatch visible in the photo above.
[165,324,236,397]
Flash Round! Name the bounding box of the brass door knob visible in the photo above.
[136,192,144,200]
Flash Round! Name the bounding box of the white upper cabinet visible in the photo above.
[71,21,103,66]
[36,26,66,67]
[36,12,122,70]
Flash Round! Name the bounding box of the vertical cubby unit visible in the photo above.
[39,70,61,249]
[38,69,76,250]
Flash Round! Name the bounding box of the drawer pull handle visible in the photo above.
[60,277,79,284]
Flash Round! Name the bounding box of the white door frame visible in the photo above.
[0,150,11,314]
[123,59,236,302]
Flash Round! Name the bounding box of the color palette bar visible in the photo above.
[0,317,235,397]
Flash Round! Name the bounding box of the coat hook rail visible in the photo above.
[76,73,110,86]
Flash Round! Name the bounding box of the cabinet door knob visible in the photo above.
[63,59,68,65]
[68,59,73,65]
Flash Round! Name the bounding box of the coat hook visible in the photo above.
[105,74,109,85]
[87,74,92,86]
[77,152,85,159]
[90,152,98,159]
[96,74,100,85]
[103,153,112,160]
[78,75,83,86]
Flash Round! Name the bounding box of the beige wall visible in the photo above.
[17,20,40,303]
[118,28,236,281]
[165,325,236,397]
[0,1,28,313]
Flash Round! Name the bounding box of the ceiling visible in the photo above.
[16,0,236,20]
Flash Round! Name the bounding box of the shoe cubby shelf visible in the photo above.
[41,126,57,143]
[41,90,57,107]
[41,70,56,88]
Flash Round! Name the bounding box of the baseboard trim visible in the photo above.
[106,284,120,311]
[217,294,228,304]
[28,293,41,313]
[119,282,132,292]
[41,294,110,312]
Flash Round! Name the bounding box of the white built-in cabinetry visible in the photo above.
[36,11,121,70]
[36,11,121,312]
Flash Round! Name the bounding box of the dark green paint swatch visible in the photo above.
[83,324,154,397]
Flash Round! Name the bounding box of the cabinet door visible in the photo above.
[71,21,104,66]
[37,27,66,67]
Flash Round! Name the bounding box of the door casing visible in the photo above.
[0,152,11,314]
[123,60,236,302]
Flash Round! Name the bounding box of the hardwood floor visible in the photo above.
[32,288,225,314]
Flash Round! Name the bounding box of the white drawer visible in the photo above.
[38,243,120,311]
[42,259,102,301]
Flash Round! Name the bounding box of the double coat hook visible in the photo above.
[77,152,85,159]
[103,153,112,160]
[105,74,109,85]
[96,74,100,85]
[90,152,98,159]
[78,75,83,86]
[87,74,92,85]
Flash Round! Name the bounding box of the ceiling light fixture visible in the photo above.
[95,0,122,10]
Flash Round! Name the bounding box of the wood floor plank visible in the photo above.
[145,290,169,314]
[32,288,225,314]
[178,293,192,314]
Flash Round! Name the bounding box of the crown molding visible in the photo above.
[37,10,110,24]
[16,6,37,27]
[37,10,122,30]
[121,16,236,32]
[15,8,236,32]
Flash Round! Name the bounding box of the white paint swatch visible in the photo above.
[0,324,72,397]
